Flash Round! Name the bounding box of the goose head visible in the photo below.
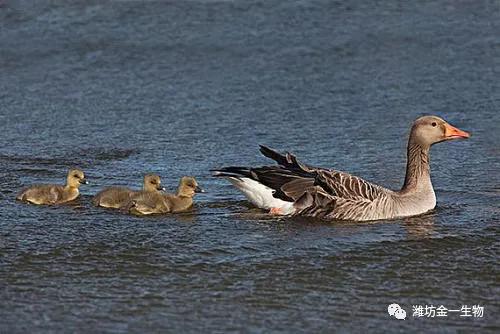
[410,115,470,147]
[67,169,87,188]
[178,176,204,197]
[144,174,165,192]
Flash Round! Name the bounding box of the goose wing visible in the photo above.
[260,145,388,204]
[213,145,389,218]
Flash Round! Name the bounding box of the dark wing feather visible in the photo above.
[250,166,308,201]
[213,164,312,202]
[259,145,318,175]
[210,166,254,179]
[212,146,318,202]
[293,187,338,218]
[279,178,316,201]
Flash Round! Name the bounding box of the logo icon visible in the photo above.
[388,303,407,320]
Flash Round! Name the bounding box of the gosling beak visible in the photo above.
[444,123,470,140]
[194,185,205,193]
[157,185,166,191]
[80,178,89,185]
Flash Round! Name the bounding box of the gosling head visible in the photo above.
[67,169,87,188]
[143,174,165,192]
[410,115,470,148]
[178,176,204,197]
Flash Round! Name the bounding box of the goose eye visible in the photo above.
[431,122,437,127]
[73,174,79,178]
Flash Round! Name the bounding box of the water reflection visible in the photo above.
[173,210,199,224]
[402,212,436,240]
[226,202,437,238]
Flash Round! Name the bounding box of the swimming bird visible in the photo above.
[212,115,470,221]
[93,174,165,209]
[16,168,88,205]
[124,176,204,216]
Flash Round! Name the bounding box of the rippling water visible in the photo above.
[1,0,499,332]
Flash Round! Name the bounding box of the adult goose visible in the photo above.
[212,116,470,221]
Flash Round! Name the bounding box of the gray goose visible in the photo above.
[212,116,470,221]
[16,168,88,205]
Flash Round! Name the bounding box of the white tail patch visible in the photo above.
[227,177,295,215]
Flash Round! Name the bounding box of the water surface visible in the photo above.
[1,0,499,332]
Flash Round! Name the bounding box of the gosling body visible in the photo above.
[93,174,164,209]
[16,169,87,205]
[125,176,203,216]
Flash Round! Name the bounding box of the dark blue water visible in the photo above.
[1,0,499,332]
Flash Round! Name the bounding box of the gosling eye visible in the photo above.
[431,122,437,127]
[73,174,80,178]
[150,181,156,184]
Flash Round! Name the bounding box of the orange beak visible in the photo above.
[444,123,470,139]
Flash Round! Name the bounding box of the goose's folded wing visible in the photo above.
[250,167,314,202]
[293,188,338,218]
[290,170,391,219]
[260,146,384,202]
[314,170,385,201]
[293,187,379,220]
[278,178,316,201]
[258,145,326,201]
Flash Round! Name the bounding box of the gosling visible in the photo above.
[124,176,204,216]
[93,174,165,209]
[16,168,88,205]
